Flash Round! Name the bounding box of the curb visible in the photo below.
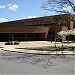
[1,49,75,55]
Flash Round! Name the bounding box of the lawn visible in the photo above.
[16,46,75,51]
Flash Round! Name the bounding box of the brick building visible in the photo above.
[0,14,75,41]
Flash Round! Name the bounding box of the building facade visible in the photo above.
[0,14,75,41]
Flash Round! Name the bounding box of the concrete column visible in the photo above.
[70,21,74,30]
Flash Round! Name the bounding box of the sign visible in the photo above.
[56,38,62,42]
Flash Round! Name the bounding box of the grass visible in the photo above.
[16,46,75,51]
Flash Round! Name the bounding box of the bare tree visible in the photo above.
[42,0,75,14]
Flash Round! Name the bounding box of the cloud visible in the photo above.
[67,6,72,11]
[8,4,19,11]
[0,4,19,11]
[27,16,37,19]
[0,18,9,23]
[63,6,72,11]
[7,4,12,6]
[0,5,6,9]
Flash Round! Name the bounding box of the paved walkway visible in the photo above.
[0,41,75,55]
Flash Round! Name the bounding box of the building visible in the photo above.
[0,14,75,42]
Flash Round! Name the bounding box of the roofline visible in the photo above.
[0,14,71,24]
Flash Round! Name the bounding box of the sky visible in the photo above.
[0,0,50,23]
[0,0,75,23]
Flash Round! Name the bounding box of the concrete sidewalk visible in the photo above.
[0,41,75,55]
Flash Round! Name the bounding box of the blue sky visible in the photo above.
[0,0,52,22]
[0,0,75,23]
